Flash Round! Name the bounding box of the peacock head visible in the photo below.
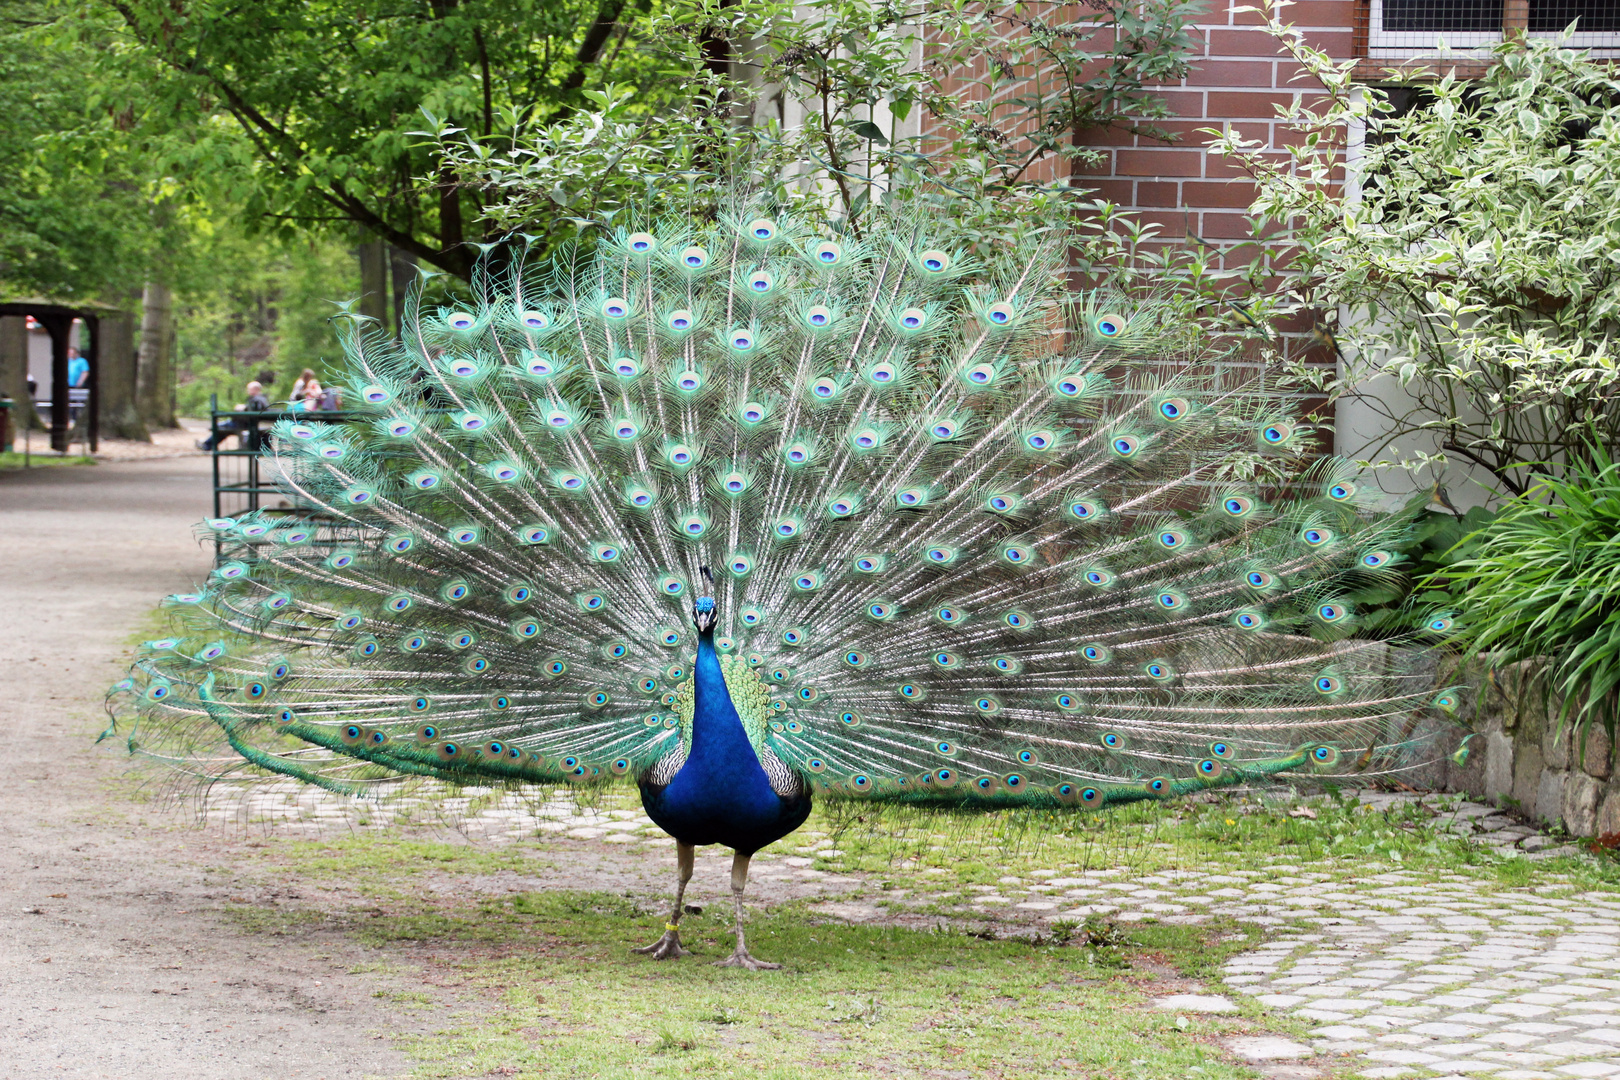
[692,566,718,634]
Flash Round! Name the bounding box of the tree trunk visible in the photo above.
[137,281,176,428]
[96,308,148,441]
[0,315,41,438]
[390,246,418,337]
[358,238,388,329]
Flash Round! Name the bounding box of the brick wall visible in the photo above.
[920,1,1357,261]
[1101,1,1354,260]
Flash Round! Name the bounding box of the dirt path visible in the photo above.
[0,457,421,1080]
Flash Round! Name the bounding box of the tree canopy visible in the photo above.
[97,0,686,277]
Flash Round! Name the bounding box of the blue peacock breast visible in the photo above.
[637,639,810,853]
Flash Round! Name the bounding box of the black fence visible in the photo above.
[206,395,371,520]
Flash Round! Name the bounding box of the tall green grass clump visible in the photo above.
[1438,445,1620,741]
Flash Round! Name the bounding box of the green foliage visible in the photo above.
[1350,504,1500,636]
[174,364,236,419]
[1436,444,1620,740]
[170,229,360,414]
[1211,8,1620,497]
[0,0,162,296]
[95,0,701,277]
[429,0,1245,307]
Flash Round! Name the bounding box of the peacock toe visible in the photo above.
[715,950,780,971]
[631,930,691,961]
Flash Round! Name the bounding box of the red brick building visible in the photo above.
[922,1,1618,262]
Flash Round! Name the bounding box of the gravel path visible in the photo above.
[0,456,421,1079]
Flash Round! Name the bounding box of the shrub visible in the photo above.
[1436,444,1620,739]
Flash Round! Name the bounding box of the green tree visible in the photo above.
[96,0,693,278]
[428,0,1215,288]
[0,0,158,296]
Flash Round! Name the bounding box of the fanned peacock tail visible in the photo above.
[104,200,1464,809]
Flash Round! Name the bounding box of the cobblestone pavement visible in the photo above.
[201,780,1619,1079]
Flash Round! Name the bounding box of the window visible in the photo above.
[1367,0,1620,58]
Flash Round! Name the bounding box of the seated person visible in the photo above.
[196,381,272,450]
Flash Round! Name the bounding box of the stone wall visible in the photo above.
[1440,660,1620,839]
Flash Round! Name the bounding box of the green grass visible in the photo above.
[228,882,1272,1080]
[0,449,94,469]
[748,785,1620,896]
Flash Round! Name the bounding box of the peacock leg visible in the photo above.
[715,851,780,970]
[633,841,694,960]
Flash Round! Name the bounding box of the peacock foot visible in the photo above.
[715,948,780,971]
[632,930,691,960]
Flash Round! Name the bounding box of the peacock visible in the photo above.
[105,201,1463,969]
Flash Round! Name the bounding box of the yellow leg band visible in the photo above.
[665,923,679,932]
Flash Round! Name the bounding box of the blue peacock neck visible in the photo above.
[688,628,755,768]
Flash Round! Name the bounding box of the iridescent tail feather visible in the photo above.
[104,199,1464,808]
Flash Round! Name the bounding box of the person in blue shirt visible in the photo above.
[66,347,89,389]
[65,347,90,425]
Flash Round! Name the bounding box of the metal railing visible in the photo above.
[207,395,371,520]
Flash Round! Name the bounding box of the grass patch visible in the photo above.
[0,449,94,470]
[267,835,553,882]
[768,786,1620,893]
[231,886,1266,1080]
